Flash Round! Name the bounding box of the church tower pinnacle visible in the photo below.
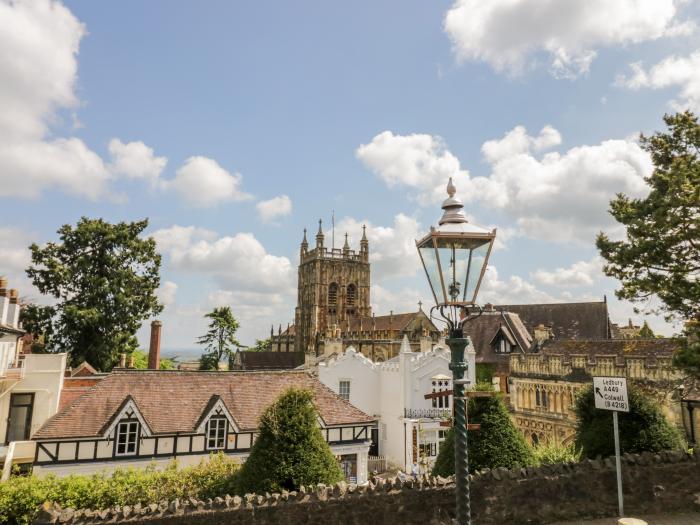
[342,232,350,257]
[300,228,308,257]
[360,224,369,260]
[316,219,324,249]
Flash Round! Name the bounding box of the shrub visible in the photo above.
[236,388,344,493]
[432,391,532,476]
[531,442,582,466]
[574,384,685,458]
[0,453,239,525]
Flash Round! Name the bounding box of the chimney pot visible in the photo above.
[148,320,162,369]
[9,289,18,304]
[128,355,135,368]
[119,353,126,368]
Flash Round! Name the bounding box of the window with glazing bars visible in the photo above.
[115,421,139,456]
[207,417,227,450]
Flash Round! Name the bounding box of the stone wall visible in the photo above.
[34,450,700,525]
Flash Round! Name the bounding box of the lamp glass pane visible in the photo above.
[433,236,491,305]
[418,243,443,304]
[464,241,491,303]
[437,243,470,303]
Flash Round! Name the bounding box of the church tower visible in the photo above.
[294,221,371,354]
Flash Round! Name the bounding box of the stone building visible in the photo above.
[508,338,680,445]
[271,223,441,361]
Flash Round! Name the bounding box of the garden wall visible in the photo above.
[34,449,700,525]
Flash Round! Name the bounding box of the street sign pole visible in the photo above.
[612,410,623,518]
[592,376,629,520]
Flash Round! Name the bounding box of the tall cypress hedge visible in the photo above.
[432,393,532,476]
[236,388,344,493]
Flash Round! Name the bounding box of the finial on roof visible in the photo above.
[317,219,323,235]
[302,228,308,243]
[343,232,350,249]
[361,224,368,241]
[400,334,411,354]
[418,300,423,311]
[447,177,456,197]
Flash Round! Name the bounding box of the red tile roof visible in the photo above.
[35,370,375,440]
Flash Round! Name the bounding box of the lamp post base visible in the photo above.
[447,337,471,525]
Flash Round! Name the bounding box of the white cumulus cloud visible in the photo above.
[616,50,700,111]
[108,139,167,181]
[152,225,294,293]
[166,156,253,208]
[532,256,605,288]
[256,195,292,224]
[444,0,693,78]
[156,280,178,307]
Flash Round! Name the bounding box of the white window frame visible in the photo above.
[206,416,228,450]
[115,420,139,457]
[339,380,351,401]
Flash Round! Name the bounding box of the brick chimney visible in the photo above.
[148,320,162,369]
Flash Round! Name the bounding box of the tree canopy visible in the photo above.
[236,388,344,493]
[25,218,162,371]
[197,306,240,370]
[596,111,700,380]
[574,384,684,458]
[131,350,175,370]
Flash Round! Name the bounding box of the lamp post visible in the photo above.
[415,178,496,525]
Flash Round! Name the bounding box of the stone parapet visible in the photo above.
[33,450,699,525]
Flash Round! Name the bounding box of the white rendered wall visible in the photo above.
[0,354,66,444]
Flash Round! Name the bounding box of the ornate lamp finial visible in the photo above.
[447,177,456,197]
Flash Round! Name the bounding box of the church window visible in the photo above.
[115,420,139,456]
[328,283,338,305]
[339,380,350,401]
[206,417,227,450]
[347,284,356,306]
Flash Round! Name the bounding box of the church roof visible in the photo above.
[537,338,677,358]
[35,369,374,439]
[346,310,437,332]
[236,351,305,370]
[495,301,611,340]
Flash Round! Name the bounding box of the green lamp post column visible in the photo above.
[416,178,496,525]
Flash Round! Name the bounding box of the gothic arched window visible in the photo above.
[328,283,338,306]
[346,284,356,306]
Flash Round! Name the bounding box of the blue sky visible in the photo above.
[2,0,699,353]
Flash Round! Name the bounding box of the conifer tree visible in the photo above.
[237,388,344,493]
[432,393,532,476]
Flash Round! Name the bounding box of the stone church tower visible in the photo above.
[294,220,371,353]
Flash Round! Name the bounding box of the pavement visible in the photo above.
[549,513,700,525]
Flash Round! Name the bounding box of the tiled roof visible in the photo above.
[538,338,678,357]
[58,377,105,411]
[495,301,611,340]
[35,370,375,440]
[464,311,533,366]
[237,351,305,370]
[346,310,437,333]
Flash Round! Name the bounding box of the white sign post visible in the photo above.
[592,376,629,518]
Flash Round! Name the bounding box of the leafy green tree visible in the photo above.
[131,350,175,370]
[197,307,240,370]
[432,392,532,476]
[25,218,162,371]
[249,338,271,352]
[574,384,684,458]
[236,388,344,493]
[596,112,700,380]
[637,321,656,339]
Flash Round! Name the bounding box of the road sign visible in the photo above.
[593,376,629,412]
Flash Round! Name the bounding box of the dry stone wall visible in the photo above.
[34,450,700,525]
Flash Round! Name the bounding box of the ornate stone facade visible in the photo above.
[508,339,681,445]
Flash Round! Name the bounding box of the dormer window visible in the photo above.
[115,420,139,456]
[206,416,227,450]
[493,335,513,354]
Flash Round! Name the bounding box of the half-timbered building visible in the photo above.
[32,369,376,482]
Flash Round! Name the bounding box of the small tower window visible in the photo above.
[328,283,338,306]
[346,284,356,306]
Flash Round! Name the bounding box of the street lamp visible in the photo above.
[415,177,496,525]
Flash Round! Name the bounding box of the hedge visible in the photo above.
[0,453,239,525]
